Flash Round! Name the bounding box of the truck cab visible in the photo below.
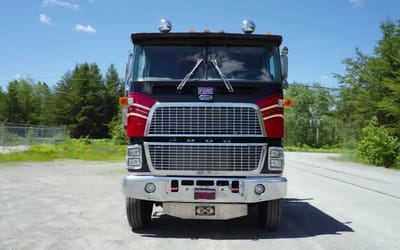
[121,20,289,230]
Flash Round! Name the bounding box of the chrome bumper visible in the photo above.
[122,175,287,203]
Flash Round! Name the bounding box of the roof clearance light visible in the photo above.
[158,19,172,33]
[241,20,255,34]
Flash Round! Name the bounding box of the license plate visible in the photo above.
[194,188,216,200]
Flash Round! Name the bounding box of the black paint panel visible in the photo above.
[130,80,282,103]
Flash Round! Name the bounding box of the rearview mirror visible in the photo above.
[280,46,288,88]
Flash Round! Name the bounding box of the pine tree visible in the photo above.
[0,87,6,122]
[334,49,373,141]
[365,20,400,136]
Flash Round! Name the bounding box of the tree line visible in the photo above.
[0,20,399,167]
[284,20,400,168]
[0,63,123,139]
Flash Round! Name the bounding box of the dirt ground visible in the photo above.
[0,160,276,250]
[0,160,132,250]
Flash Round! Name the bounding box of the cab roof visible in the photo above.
[131,32,282,46]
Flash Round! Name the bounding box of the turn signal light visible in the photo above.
[283,98,293,107]
[119,97,128,106]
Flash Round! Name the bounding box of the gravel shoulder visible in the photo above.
[0,146,30,154]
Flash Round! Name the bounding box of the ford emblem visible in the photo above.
[199,94,213,101]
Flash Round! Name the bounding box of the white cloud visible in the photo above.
[42,0,79,10]
[321,75,331,80]
[39,14,53,25]
[349,0,365,8]
[75,24,96,33]
[88,0,95,3]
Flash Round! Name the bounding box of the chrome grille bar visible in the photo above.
[145,103,264,137]
[144,142,266,175]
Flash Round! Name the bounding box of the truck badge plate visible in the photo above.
[198,87,214,101]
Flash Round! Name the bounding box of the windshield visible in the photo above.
[132,45,280,82]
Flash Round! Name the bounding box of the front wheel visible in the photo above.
[258,199,283,230]
[126,198,153,230]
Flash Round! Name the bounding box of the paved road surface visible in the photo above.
[1,153,400,250]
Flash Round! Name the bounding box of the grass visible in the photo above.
[0,139,126,163]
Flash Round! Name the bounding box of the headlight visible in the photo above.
[127,158,140,167]
[270,159,283,168]
[270,148,284,158]
[127,147,140,157]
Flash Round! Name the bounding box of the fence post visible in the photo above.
[1,125,4,146]
[1,120,7,146]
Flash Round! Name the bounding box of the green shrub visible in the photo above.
[357,117,399,168]
[30,145,57,154]
[57,139,125,160]
[396,154,400,169]
[109,115,128,145]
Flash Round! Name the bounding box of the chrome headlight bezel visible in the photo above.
[268,146,284,170]
[126,144,142,170]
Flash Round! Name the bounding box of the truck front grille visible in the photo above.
[145,103,263,136]
[145,142,266,175]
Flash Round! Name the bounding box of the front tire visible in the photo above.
[126,198,153,230]
[258,199,283,230]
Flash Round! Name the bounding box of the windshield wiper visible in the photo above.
[176,59,204,91]
[210,59,234,93]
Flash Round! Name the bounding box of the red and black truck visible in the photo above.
[121,20,289,231]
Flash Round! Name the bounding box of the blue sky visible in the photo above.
[1,0,400,91]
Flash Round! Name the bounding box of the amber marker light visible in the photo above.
[119,97,128,106]
[283,98,293,107]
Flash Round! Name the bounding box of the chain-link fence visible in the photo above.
[0,123,67,153]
